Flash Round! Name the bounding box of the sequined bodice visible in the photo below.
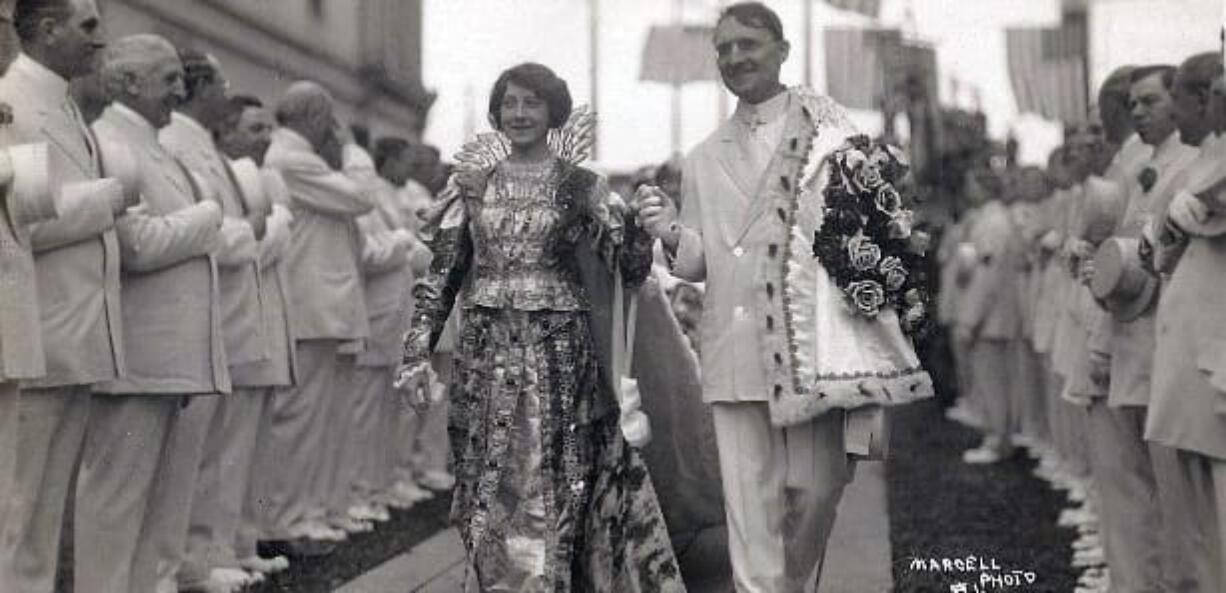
[465,159,585,310]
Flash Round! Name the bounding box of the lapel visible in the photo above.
[714,119,757,205]
[37,106,95,177]
[728,97,812,246]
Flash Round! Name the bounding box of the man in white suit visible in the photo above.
[956,170,1021,464]
[160,48,267,592]
[81,34,228,593]
[213,93,295,576]
[346,151,420,521]
[1079,67,1171,593]
[0,140,61,592]
[637,3,855,591]
[1145,51,1226,592]
[0,2,134,592]
[1098,63,1201,593]
[262,81,374,544]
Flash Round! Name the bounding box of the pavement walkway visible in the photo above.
[336,461,891,593]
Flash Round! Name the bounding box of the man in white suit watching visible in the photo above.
[160,48,267,592]
[262,81,374,545]
[212,93,296,577]
[82,33,229,593]
[0,2,133,591]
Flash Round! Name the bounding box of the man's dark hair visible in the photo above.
[488,62,572,130]
[211,93,264,139]
[1177,52,1224,98]
[1129,64,1177,89]
[178,47,219,103]
[373,136,411,172]
[717,2,785,42]
[14,0,70,45]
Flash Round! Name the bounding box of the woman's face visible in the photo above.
[499,82,551,152]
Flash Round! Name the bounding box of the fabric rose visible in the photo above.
[851,163,885,193]
[847,235,882,272]
[846,279,886,317]
[886,210,914,240]
[879,256,907,290]
[875,185,902,216]
[839,148,868,174]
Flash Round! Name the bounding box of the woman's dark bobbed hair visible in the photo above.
[488,62,572,130]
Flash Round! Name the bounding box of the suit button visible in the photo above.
[734,306,746,320]
[733,246,745,258]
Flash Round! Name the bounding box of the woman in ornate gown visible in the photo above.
[396,63,685,592]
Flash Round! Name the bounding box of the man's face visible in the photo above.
[221,106,274,162]
[1066,116,1105,176]
[714,17,788,103]
[128,53,186,129]
[381,149,414,186]
[406,146,439,187]
[196,57,231,121]
[1171,68,1213,146]
[1129,72,1178,146]
[45,0,105,80]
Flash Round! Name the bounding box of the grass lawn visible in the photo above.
[887,400,1080,592]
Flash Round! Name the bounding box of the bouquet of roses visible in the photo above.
[811,135,930,336]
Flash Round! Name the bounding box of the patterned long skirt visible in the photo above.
[447,307,686,592]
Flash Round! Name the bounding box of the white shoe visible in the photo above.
[962,446,1006,465]
[419,470,456,491]
[210,567,255,589]
[394,480,435,502]
[1072,534,1101,550]
[381,488,418,510]
[370,502,391,522]
[288,520,346,542]
[1072,546,1106,568]
[331,515,374,534]
[348,503,381,522]
[238,554,290,574]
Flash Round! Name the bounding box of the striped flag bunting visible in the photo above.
[824,29,936,111]
[824,0,882,18]
[1005,22,1088,124]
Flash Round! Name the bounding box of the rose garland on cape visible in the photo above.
[812,134,931,336]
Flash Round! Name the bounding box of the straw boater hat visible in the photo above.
[1091,237,1159,322]
[228,157,269,214]
[3,142,57,228]
[1079,176,1127,246]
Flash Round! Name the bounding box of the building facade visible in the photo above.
[92,0,433,138]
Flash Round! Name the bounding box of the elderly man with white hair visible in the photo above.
[262,80,375,545]
[77,34,229,593]
[160,47,266,593]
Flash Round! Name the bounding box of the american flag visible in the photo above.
[824,0,882,18]
[1006,21,1089,124]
